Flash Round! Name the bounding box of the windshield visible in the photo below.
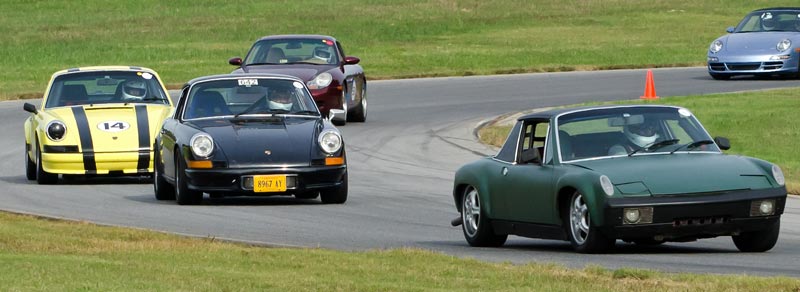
[556,107,720,162]
[44,71,169,108]
[734,10,800,32]
[182,78,319,120]
[244,38,340,65]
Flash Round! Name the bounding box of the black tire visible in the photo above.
[35,139,58,185]
[25,142,36,180]
[461,186,507,247]
[348,78,367,123]
[565,191,614,253]
[174,154,202,205]
[732,220,780,252]
[709,73,731,80]
[294,191,319,200]
[153,148,175,200]
[320,172,347,204]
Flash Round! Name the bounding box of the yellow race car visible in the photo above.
[23,66,173,184]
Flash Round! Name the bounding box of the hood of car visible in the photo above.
[568,154,773,196]
[724,32,799,52]
[234,64,336,81]
[45,104,171,153]
[188,117,321,167]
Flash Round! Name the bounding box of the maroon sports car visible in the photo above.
[229,35,367,125]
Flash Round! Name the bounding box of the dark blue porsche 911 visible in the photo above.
[153,73,347,205]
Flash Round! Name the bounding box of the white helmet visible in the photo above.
[268,88,293,111]
[313,46,332,63]
[121,80,147,101]
[624,121,659,148]
[761,12,776,31]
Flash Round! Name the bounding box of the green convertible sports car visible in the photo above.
[452,105,787,253]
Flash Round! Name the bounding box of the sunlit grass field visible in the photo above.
[479,89,800,194]
[1,0,797,99]
[1,211,798,291]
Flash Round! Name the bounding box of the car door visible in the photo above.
[503,119,555,224]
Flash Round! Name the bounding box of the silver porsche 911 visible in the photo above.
[707,7,800,80]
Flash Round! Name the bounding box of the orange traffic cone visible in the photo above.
[640,69,659,100]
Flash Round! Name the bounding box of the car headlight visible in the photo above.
[777,39,791,52]
[318,130,342,154]
[46,121,66,141]
[600,175,614,196]
[307,73,333,90]
[190,133,214,158]
[772,165,785,186]
[709,40,723,53]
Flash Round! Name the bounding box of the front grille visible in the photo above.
[762,61,783,70]
[708,63,726,71]
[673,216,729,227]
[726,63,760,71]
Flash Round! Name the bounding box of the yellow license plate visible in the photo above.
[253,175,287,192]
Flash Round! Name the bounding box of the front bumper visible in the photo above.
[707,51,799,75]
[184,165,346,195]
[602,187,786,241]
[41,151,152,175]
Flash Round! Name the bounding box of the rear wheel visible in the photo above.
[320,172,347,204]
[461,186,507,247]
[732,220,780,252]
[153,148,175,200]
[565,191,614,253]
[175,154,202,205]
[25,142,36,180]
[35,139,58,185]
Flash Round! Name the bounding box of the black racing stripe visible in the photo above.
[135,105,151,171]
[71,107,96,172]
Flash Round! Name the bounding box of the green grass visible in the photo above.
[1,212,799,291]
[1,0,798,99]
[478,89,800,194]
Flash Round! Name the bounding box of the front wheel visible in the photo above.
[732,220,780,252]
[331,88,348,126]
[461,186,507,247]
[174,154,202,205]
[348,78,367,123]
[565,191,614,253]
[320,172,347,204]
[25,142,36,180]
[35,139,58,185]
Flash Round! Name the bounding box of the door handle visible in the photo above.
[501,167,508,176]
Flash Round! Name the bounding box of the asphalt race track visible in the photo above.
[2,67,799,276]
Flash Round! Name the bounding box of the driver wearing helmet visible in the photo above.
[311,46,333,64]
[608,119,660,156]
[267,86,294,111]
[761,12,776,31]
[120,80,147,101]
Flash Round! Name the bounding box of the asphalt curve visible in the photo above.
[1,67,798,277]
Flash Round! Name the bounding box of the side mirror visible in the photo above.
[726,26,735,33]
[520,148,541,164]
[228,57,243,66]
[714,136,730,150]
[23,103,37,114]
[343,56,360,65]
